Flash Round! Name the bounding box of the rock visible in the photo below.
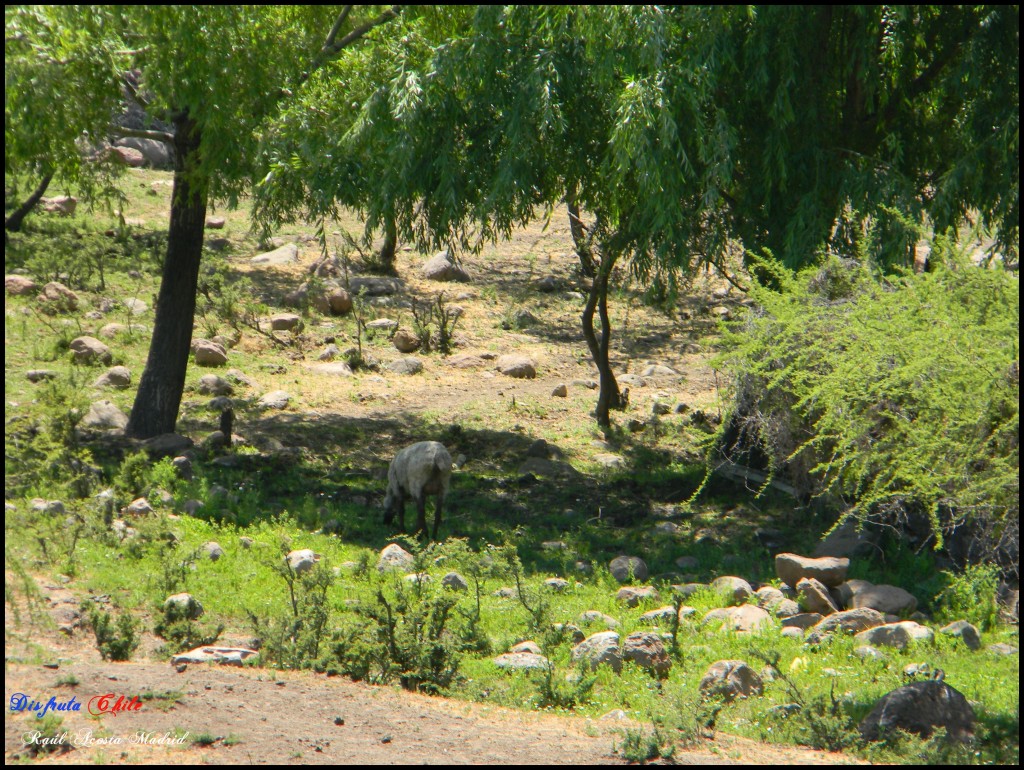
[201,542,224,561]
[938,621,981,651]
[813,518,878,559]
[496,354,537,379]
[387,357,423,375]
[860,680,975,743]
[571,631,622,673]
[114,137,172,168]
[312,362,354,377]
[270,313,302,331]
[259,390,292,409]
[616,586,660,608]
[37,281,79,313]
[40,196,77,216]
[70,336,112,365]
[641,364,677,376]
[545,578,570,592]
[773,599,801,618]
[986,643,1017,656]
[251,243,298,265]
[780,613,823,631]
[510,641,543,655]
[142,433,194,458]
[775,553,849,589]
[806,608,886,645]
[206,216,226,229]
[93,366,131,389]
[377,543,415,573]
[108,145,146,166]
[609,555,649,583]
[754,586,786,610]
[197,374,234,396]
[170,646,258,667]
[80,400,129,431]
[123,498,153,516]
[6,275,38,295]
[578,611,620,629]
[710,576,754,606]
[517,457,583,480]
[164,593,204,620]
[286,549,321,574]
[124,297,148,315]
[442,572,469,591]
[797,577,840,616]
[699,660,764,702]
[26,369,58,383]
[349,276,402,296]
[422,250,471,282]
[639,605,695,624]
[493,652,550,671]
[193,339,228,366]
[840,581,918,615]
[674,555,699,571]
[855,621,933,650]
[393,329,421,353]
[622,632,672,677]
[702,605,772,633]
[551,384,568,398]
[365,318,398,332]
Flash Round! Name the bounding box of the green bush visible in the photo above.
[84,603,141,661]
[713,246,1019,568]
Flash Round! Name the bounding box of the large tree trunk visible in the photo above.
[370,213,398,275]
[581,248,624,431]
[126,115,208,439]
[5,171,54,233]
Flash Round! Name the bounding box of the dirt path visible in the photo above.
[4,660,858,765]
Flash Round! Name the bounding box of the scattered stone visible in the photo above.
[312,362,354,377]
[26,369,58,383]
[710,576,754,606]
[674,555,699,571]
[38,281,79,313]
[387,357,423,375]
[702,605,772,633]
[622,632,671,677]
[775,553,849,589]
[616,586,659,608]
[545,578,570,592]
[805,608,886,645]
[93,366,131,389]
[124,297,148,315]
[441,572,469,591]
[251,243,298,266]
[609,555,649,583]
[259,390,292,409]
[206,216,226,229]
[287,549,321,574]
[797,577,840,616]
[193,339,228,366]
[571,631,622,673]
[493,652,550,671]
[349,276,403,296]
[780,613,823,631]
[164,593,204,620]
[422,250,471,282]
[578,611,620,629]
[6,275,38,295]
[840,581,918,615]
[143,433,194,458]
[202,542,224,561]
[393,329,421,353]
[80,400,129,431]
[813,519,878,559]
[699,660,764,702]
[854,621,933,650]
[197,374,234,396]
[70,336,112,365]
[170,646,258,667]
[377,543,415,573]
[41,195,77,216]
[860,680,975,743]
[496,354,537,379]
[551,384,568,398]
[124,498,153,516]
[270,313,302,331]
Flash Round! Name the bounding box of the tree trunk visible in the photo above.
[5,171,54,233]
[566,188,596,278]
[371,213,398,275]
[581,248,623,431]
[126,115,208,439]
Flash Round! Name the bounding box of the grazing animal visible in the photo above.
[383,441,453,539]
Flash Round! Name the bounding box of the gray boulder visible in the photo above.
[775,553,849,588]
[571,631,622,673]
[860,680,975,743]
[622,632,672,677]
[699,660,764,702]
[609,555,649,583]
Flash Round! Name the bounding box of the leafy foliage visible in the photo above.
[714,248,1018,569]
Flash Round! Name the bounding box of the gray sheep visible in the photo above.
[383,441,453,539]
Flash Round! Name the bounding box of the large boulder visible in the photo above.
[702,605,772,634]
[796,577,840,615]
[571,631,622,673]
[806,608,886,645]
[775,553,849,588]
[609,555,649,583]
[710,576,754,606]
[860,680,975,743]
[838,580,918,615]
[70,336,112,365]
[699,660,764,702]
[422,250,471,282]
[622,632,672,678]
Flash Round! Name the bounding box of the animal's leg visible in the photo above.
[415,494,428,538]
[431,491,445,541]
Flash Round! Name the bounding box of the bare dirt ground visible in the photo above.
[5,607,856,766]
[6,184,863,765]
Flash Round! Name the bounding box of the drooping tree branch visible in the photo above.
[299,5,401,89]
[5,170,54,232]
[108,125,175,144]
